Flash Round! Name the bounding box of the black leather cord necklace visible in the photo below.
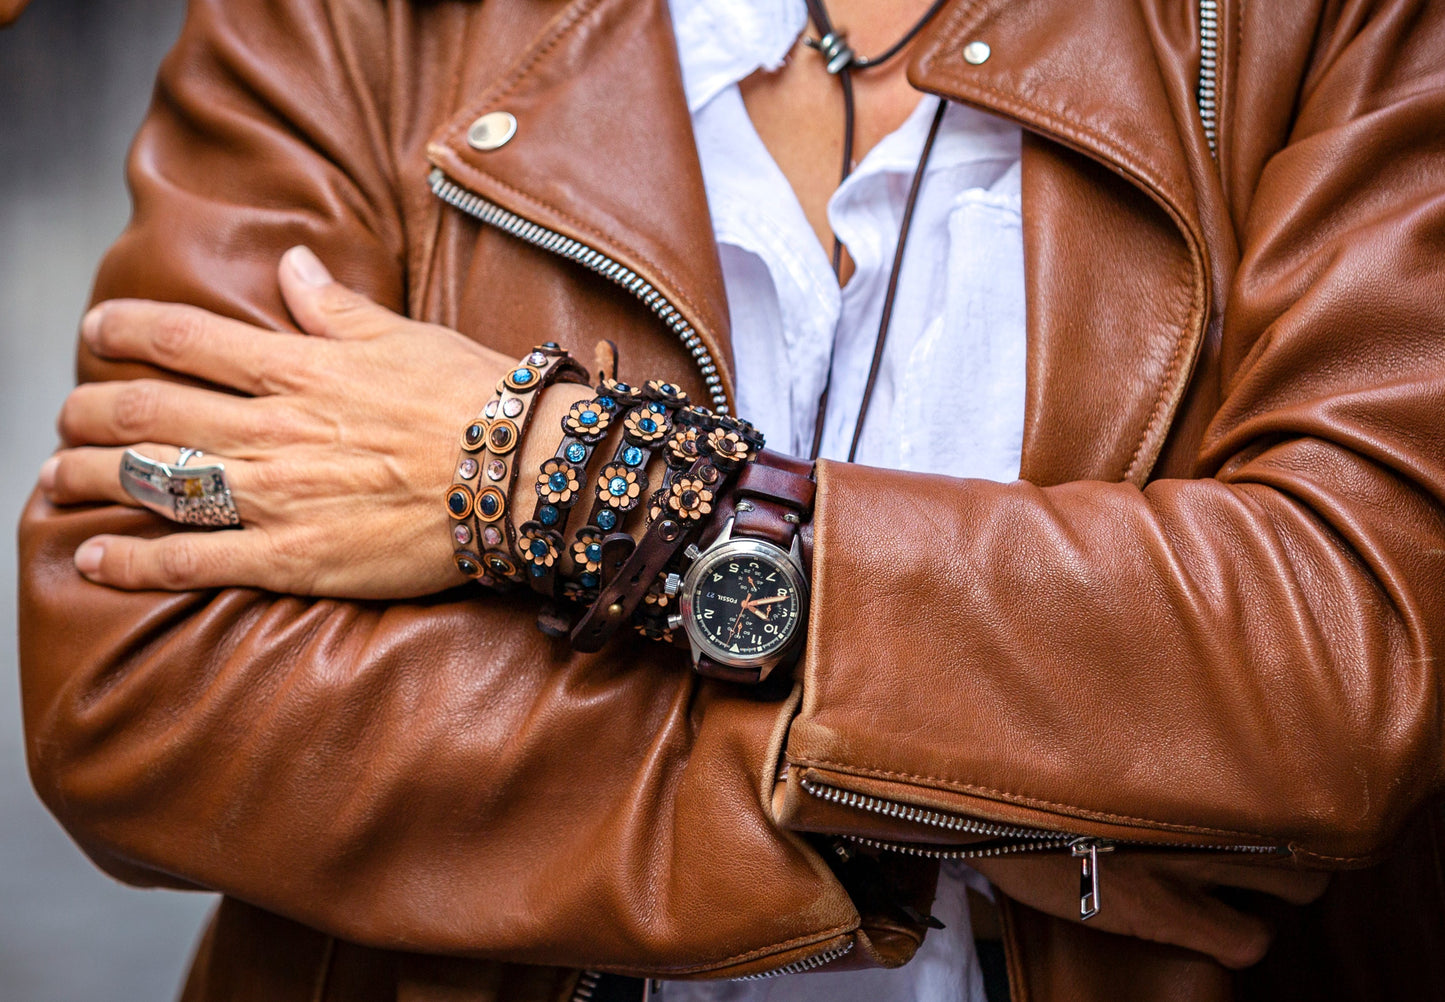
[801,0,951,462]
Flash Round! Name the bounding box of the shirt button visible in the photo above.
[467,111,517,151]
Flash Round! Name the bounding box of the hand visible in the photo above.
[971,852,1330,969]
[743,595,785,621]
[38,246,551,599]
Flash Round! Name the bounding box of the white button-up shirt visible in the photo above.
[660,0,1027,998]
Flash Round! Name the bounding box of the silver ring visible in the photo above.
[175,447,204,467]
[120,448,242,529]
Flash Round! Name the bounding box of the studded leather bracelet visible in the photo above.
[570,407,763,652]
[557,378,688,604]
[519,390,626,599]
[448,344,589,588]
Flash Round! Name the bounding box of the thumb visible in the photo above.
[278,245,398,340]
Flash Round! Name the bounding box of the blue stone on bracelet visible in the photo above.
[638,418,657,434]
[447,491,469,515]
[598,396,616,411]
[579,572,599,588]
[648,402,666,414]
[478,493,500,517]
[549,471,570,491]
[530,564,546,577]
[565,443,587,463]
[539,505,560,526]
[530,539,549,557]
[622,446,644,467]
[585,543,602,562]
[511,368,535,385]
[579,409,599,426]
[596,510,617,530]
[608,476,629,497]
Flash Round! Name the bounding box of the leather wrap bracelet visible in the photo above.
[570,407,763,652]
[448,343,588,588]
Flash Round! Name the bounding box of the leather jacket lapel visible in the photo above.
[910,0,1214,485]
[426,0,735,406]
[427,0,1221,484]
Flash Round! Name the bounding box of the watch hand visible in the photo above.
[747,605,771,622]
[747,595,787,607]
[728,605,746,639]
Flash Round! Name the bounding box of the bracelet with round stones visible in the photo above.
[568,407,765,652]
[633,409,764,643]
[447,344,588,589]
[560,378,689,607]
[517,392,616,599]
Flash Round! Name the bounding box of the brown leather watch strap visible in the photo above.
[731,451,816,548]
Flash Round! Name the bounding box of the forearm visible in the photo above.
[782,441,1443,863]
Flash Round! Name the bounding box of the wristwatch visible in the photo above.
[665,452,815,684]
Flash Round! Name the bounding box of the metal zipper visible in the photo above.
[802,777,1284,921]
[568,942,854,994]
[428,167,729,414]
[569,970,602,1002]
[731,940,854,981]
[799,775,1051,841]
[1198,0,1220,157]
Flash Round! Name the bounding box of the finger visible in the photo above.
[40,444,177,507]
[278,245,406,341]
[1189,857,1332,905]
[73,530,277,592]
[1138,876,1276,970]
[40,445,262,514]
[82,299,315,396]
[58,379,295,457]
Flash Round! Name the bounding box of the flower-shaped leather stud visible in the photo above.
[667,475,715,522]
[623,406,670,446]
[596,464,643,511]
[563,399,612,440]
[536,458,582,505]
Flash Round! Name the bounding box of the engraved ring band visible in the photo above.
[119,447,243,529]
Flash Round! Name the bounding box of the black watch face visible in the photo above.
[685,544,805,663]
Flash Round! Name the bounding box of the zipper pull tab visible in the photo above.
[1070,838,1115,921]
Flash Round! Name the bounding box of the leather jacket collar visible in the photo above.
[426,0,1229,486]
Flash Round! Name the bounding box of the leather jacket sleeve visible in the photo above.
[784,2,1445,865]
[17,0,861,976]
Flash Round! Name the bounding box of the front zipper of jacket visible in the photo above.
[428,168,730,414]
[801,776,1286,921]
[1198,0,1221,157]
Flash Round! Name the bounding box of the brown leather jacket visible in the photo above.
[18,0,1445,999]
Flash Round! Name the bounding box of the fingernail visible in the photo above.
[81,306,103,346]
[287,246,333,287]
[74,540,104,576]
[38,456,59,493]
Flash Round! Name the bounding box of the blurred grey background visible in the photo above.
[1,2,217,1000]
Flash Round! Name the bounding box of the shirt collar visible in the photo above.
[669,0,808,112]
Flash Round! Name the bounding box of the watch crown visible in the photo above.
[663,572,682,597]
[683,543,702,562]
[667,611,684,631]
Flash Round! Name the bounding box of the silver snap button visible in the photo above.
[963,40,991,65]
[467,111,517,151]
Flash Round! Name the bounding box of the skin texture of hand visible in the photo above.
[38,246,590,599]
[971,853,1331,970]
